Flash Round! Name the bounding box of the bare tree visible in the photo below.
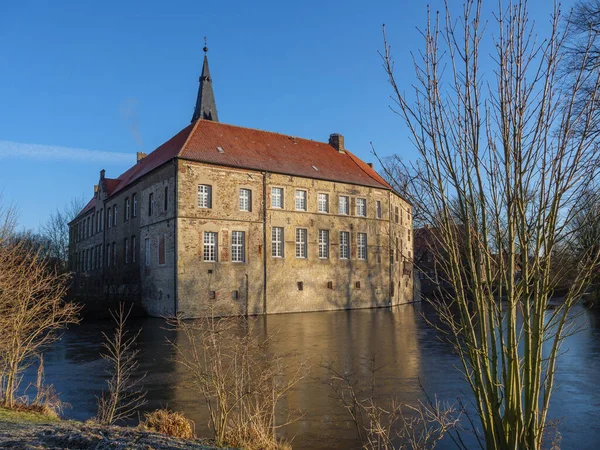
[0,198,80,408]
[168,309,308,450]
[381,1,600,449]
[96,303,147,425]
[322,356,460,450]
[40,196,85,273]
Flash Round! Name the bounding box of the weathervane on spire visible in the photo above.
[203,37,208,54]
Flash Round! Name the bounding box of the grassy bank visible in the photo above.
[0,407,226,450]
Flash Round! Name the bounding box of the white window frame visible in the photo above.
[132,194,138,217]
[356,198,367,217]
[271,187,284,209]
[295,228,307,258]
[125,197,130,220]
[357,233,367,260]
[318,230,329,259]
[231,231,245,263]
[295,190,307,211]
[106,244,111,267]
[339,196,349,215]
[272,227,284,258]
[239,189,251,212]
[339,231,350,259]
[113,205,117,226]
[125,238,129,264]
[198,184,212,209]
[203,231,218,262]
[132,236,136,263]
[144,238,150,267]
[318,193,329,213]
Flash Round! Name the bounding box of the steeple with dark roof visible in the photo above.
[191,41,219,123]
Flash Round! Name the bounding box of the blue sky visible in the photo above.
[0,0,575,230]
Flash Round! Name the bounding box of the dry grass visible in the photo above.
[141,408,195,440]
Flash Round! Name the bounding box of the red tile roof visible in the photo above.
[74,120,394,220]
[179,120,392,190]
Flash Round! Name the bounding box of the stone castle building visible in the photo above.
[68,48,414,317]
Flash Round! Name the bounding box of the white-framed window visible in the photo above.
[318,193,329,213]
[339,231,350,259]
[125,238,129,264]
[149,193,154,216]
[318,230,329,259]
[357,233,367,260]
[144,238,150,267]
[132,236,136,263]
[231,231,245,263]
[376,200,382,219]
[198,185,212,208]
[125,197,130,220]
[107,209,112,229]
[239,189,251,212]
[132,194,138,217]
[272,227,284,257]
[295,190,307,211]
[339,196,349,215]
[356,198,367,217]
[271,187,284,209]
[295,228,307,258]
[203,231,217,262]
[113,205,117,226]
[96,211,100,233]
[100,208,104,231]
[99,245,103,268]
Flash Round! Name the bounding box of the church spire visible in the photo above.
[191,39,219,123]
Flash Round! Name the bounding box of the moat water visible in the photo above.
[29,303,600,449]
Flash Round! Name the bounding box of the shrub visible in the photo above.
[142,408,195,439]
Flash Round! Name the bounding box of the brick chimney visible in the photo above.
[100,169,105,180]
[329,133,345,154]
[137,152,147,163]
[94,185,99,196]
[367,162,373,168]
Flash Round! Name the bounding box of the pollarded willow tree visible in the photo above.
[382,1,600,449]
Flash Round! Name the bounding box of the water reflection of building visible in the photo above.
[68,47,414,318]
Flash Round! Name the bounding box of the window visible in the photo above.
[132,236,136,263]
[112,242,116,266]
[100,209,104,231]
[339,231,350,259]
[357,233,367,260]
[124,238,129,264]
[297,281,303,291]
[396,237,399,262]
[198,185,212,208]
[318,230,329,259]
[149,193,154,216]
[395,206,399,223]
[318,193,329,213]
[271,187,283,208]
[272,227,284,257]
[231,231,245,263]
[339,196,349,215]
[132,194,138,217]
[295,190,307,211]
[408,229,411,242]
[125,197,130,221]
[356,198,367,217]
[106,244,111,267]
[91,247,95,270]
[99,245,102,268]
[145,238,150,267]
[239,188,251,212]
[158,234,166,265]
[203,232,217,262]
[107,208,112,229]
[376,201,382,219]
[164,186,168,211]
[96,211,100,233]
[113,205,117,226]
[295,228,307,258]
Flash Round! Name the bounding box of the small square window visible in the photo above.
[355,281,361,289]
[297,281,304,291]
[232,290,239,300]
[327,281,333,289]
[209,290,216,300]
